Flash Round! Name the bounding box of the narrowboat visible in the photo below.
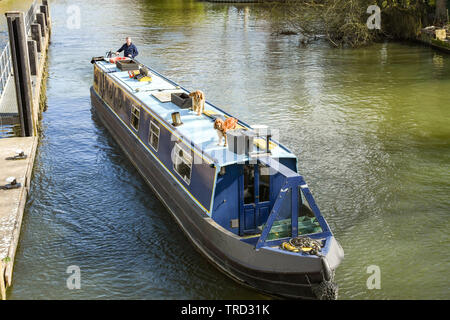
[90,54,344,300]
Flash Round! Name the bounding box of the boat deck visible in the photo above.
[97,60,295,166]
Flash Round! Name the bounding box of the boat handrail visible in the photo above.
[255,157,332,249]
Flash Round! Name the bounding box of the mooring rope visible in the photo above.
[281,236,323,255]
[288,236,322,255]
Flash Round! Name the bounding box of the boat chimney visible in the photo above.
[171,112,183,126]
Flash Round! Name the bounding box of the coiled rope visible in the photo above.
[288,236,322,255]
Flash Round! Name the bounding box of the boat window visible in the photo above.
[173,143,192,185]
[265,188,292,241]
[259,165,270,203]
[297,187,322,235]
[130,105,140,131]
[115,87,123,110]
[99,73,104,97]
[104,77,110,100]
[107,79,115,103]
[122,92,128,111]
[149,120,160,151]
[94,67,99,86]
[243,165,255,204]
[104,76,109,100]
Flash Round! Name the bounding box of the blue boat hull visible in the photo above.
[90,86,344,299]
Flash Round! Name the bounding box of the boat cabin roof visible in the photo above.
[96,60,296,167]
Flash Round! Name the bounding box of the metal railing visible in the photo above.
[0,0,39,138]
[0,0,38,100]
[0,42,14,138]
[0,43,13,99]
[25,0,38,35]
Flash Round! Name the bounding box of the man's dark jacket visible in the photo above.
[117,43,138,59]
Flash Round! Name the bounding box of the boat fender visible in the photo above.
[312,280,339,300]
[320,256,332,282]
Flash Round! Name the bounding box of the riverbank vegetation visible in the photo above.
[267,0,449,47]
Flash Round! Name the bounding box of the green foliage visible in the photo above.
[432,38,450,47]
[1,257,11,263]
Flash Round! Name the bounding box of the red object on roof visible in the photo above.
[109,57,129,64]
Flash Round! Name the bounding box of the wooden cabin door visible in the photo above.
[239,164,271,236]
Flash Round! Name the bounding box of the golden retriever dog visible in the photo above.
[189,90,205,116]
[214,117,238,146]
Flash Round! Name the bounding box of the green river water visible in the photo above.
[0,0,449,299]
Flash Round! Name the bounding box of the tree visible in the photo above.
[267,0,435,47]
[435,0,448,25]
